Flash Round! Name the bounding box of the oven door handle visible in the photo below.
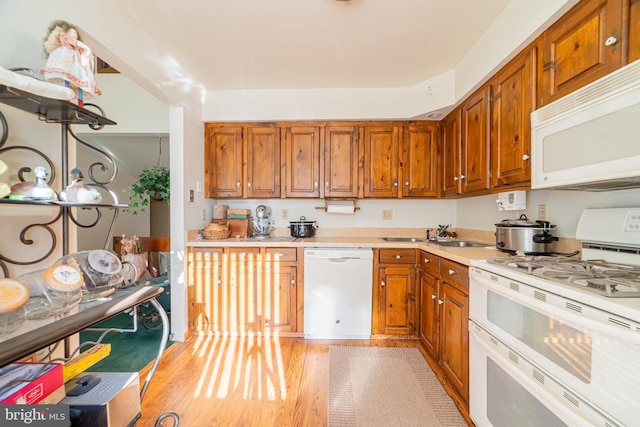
[472,273,640,345]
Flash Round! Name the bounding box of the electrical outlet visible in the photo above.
[282,209,289,220]
[538,204,547,220]
[201,209,207,221]
[382,210,393,220]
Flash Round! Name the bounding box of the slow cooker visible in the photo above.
[289,216,318,238]
[495,214,558,254]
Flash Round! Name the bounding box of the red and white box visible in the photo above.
[0,363,63,404]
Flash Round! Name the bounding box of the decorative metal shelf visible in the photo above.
[0,84,116,126]
[0,198,127,209]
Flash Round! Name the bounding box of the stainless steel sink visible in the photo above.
[380,237,426,242]
[242,236,297,242]
[431,240,490,247]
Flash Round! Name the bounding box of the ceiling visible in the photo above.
[104,0,512,93]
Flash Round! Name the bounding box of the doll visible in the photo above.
[41,20,101,105]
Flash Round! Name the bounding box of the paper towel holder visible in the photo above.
[315,198,360,212]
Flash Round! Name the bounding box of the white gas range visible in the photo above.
[469,207,640,427]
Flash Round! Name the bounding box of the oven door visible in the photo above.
[469,267,640,427]
[469,321,621,427]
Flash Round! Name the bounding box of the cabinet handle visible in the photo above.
[393,181,398,187]
[448,269,456,275]
[424,258,430,263]
[605,35,618,47]
[438,299,444,305]
[236,181,241,188]
[522,154,530,161]
[326,181,329,189]
[247,181,252,188]
[404,181,409,186]
[431,294,436,300]
[453,176,459,181]
[381,280,385,287]
[395,254,401,260]
[460,175,465,180]
[314,181,319,190]
[291,278,296,287]
[241,252,247,257]
[277,252,284,258]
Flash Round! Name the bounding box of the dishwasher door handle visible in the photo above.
[321,257,361,262]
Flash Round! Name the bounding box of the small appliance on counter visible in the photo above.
[252,204,274,237]
[290,216,318,238]
[61,372,141,427]
[495,214,558,254]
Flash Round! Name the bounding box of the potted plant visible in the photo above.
[125,165,170,215]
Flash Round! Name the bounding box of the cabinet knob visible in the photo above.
[395,254,401,259]
[326,181,329,188]
[393,181,398,187]
[460,175,465,180]
[291,278,296,286]
[522,154,530,161]
[381,280,385,287]
[314,181,319,190]
[404,181,409,186]
[438,299,444,305]
[424,258,430,263]
[448,269,456,275]
[431,294,436,300]
[454,176,459,181]
[236,181,241,188]
[605,35,618,47]
[247,181,252,188]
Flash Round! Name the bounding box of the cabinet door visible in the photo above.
[263,263,297,332]
[628,0,640,63]
[419,270,439,359]
[441,109,462,197]
[204,124,243,198]
[461,87,490,194]
[439,282,469,404]
[401,122,438,197]
[246,126,281,198]
[187,247,225,332]
[363,124,400,198]
[284,126,321,198]
[490,46,536,189]
[378,266,416,335]
[324,125,360,198]
[227,248,261,332]
[538,0,623,106]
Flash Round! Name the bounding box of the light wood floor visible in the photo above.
[136,335,427,427]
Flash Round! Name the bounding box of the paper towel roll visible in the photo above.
[326,200,355,214]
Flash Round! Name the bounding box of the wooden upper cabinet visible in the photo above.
[324,124,360,198]
[628,0,640,63]
[441,109,462,197]
[401,122,439,197]
[460,87,490,195]
[245,125,281,198]
[363,123,400,198]
[538,0,623,106]
[284,126,321,198]
[490,46,536,189]
[204,124,243,198]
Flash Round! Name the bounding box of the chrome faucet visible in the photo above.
[426,228,433,240]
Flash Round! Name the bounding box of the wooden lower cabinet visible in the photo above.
[418,251,470,407]
[188,246,299,333]
[373,248,417,335]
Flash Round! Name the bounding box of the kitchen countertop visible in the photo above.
[186,234,505,266]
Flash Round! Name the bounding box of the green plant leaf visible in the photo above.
[124,165,170,215]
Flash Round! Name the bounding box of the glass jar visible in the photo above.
[0,278,29,337]
[19,265,83,319]
[55,250,123,302]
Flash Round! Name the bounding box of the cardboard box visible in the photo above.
[0,363,63,404]
[63,343,111,382]
[213,218,253,237]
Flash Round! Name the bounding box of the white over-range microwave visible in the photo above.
[531,58,640,191]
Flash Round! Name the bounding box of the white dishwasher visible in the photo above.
[304,247,373,339]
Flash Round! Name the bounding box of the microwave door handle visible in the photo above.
[472,274,640,345]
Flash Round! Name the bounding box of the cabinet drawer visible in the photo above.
[379,248,416,264]
[419,251,439,275]
[440,258,469,290]
[265,248,297,262]
[227,247,261,263]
